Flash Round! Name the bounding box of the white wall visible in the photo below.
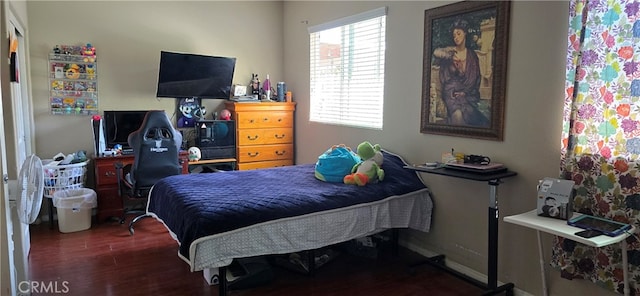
[21,1,617,296]
[27,1,284,161]
[284,1,613,296]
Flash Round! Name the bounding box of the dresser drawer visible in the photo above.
[236,111,292,129]
[237,159,294,170]
[237,128,293,146]
[95,159,133,186]
[237,144,293,163]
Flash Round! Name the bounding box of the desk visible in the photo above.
[404,165,517,295]
[93,153,189,223]
[188,158,237,172]
[504,210,633,296]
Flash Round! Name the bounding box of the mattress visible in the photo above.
[147,150,433,271]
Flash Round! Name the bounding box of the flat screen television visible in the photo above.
[103,110,150,151]
[156,51,236,99]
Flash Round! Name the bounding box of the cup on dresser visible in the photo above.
[277,82,286,102]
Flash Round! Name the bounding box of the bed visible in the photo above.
[146,150,433,291]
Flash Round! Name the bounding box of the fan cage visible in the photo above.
[43,160,89,198]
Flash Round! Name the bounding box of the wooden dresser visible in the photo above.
[224,101,296,170]
[93,152,188,222]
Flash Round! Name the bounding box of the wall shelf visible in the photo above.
[48,45,98,115]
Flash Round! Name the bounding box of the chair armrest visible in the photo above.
[114,162,132,197]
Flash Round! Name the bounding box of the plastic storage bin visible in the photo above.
[53,188,97,233]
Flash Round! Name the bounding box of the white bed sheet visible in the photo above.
[151,188,432,272]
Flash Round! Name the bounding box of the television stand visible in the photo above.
[188,158,237,173]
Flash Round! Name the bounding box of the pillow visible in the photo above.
[314,145,361,183]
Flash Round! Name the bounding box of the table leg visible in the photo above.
[488,205,498,289]
[488,180,500,289]
[408,176,514,295]
[536,230,548,296]
[486,179,514,296]
[48,198,54,230]
[623,239,629,296]
[218,266,228,296]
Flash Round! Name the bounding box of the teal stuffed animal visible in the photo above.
[343,141,384,186]
[315,144,361,182]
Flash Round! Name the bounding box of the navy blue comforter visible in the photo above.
[147,151,426,259]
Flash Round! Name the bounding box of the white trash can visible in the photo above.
[52,188,97,233]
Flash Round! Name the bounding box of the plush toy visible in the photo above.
[177,100,197,128]
[86,64,96,80]
[343,141,384,186]
[188,147,202,161]
[315,144,361,183]
[65,64,80,79]
[82,43,96,63]
[219,109,231,120]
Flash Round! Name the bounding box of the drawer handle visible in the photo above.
[277,118,282,122]
[263,118,269,121]
[249,119,255,123]
[247,152,260,157]
[104,171,115,177]
[275,150,287,156]
[247,135,259,141]
[275,134,286,139]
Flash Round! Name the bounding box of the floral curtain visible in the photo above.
[552,0,640,294]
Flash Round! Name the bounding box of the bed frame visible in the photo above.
[147,151,433,295]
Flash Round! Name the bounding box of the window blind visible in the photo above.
[309,7,387,129]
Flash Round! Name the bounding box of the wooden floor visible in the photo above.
[28,217,484,296]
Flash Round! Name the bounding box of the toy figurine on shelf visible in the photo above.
[86,64,96,79]
[263,74,271,100]
[82,43,96,62]
[250,73,260,97]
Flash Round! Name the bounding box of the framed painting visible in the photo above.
[420,1,511,141]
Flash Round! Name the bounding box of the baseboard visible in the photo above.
[400,239,535,296]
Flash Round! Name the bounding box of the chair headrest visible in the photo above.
[128,110,182,146]
[126,110,183,189]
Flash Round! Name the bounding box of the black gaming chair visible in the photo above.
[115,110,182,235]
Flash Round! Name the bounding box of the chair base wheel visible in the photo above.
[128,214,151,235]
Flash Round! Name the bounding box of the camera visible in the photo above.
[541,198,568,219]
[542,204,560,217]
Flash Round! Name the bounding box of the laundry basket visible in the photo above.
[43,160,89,199]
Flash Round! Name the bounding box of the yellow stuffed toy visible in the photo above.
[343,141,384,186]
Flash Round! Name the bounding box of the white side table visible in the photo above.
[504,210,634,296]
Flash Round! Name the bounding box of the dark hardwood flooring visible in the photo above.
[28,216,484,295]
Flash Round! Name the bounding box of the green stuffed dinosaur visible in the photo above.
[343,141,385,186]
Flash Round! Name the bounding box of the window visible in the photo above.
[309,7,387,129]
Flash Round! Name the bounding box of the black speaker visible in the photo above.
[200,147,235,160]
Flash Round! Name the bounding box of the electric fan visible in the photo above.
[17,154,44,224]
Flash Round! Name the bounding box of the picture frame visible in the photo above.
[420,1,511,141]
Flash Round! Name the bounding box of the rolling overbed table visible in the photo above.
[404,164,517,295]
